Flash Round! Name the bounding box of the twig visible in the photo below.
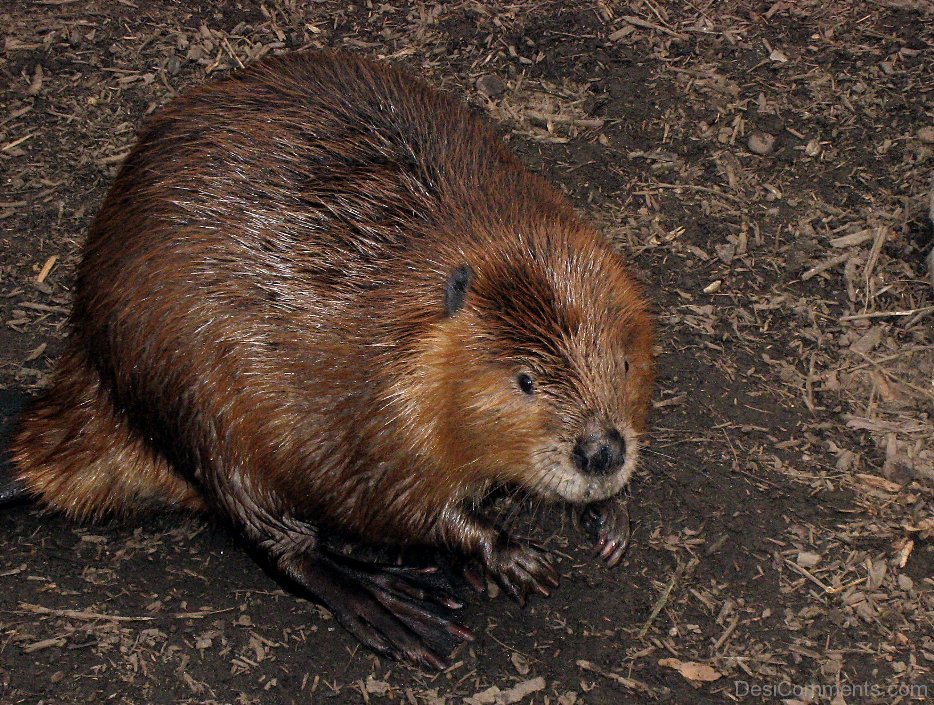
[222,36,245,68]
[834,346,930,373]
[36,255,57,284]
[524,110,605,128]
[851,350,934,401]
[829,229,875,248]
[804,351,817,411]
[19,603,235,622]
[638,559,697,639]
[840,305,934,321]
[862,226,887,310]
[782,558,831,593]
[20,603,155,622]
[637,182,744,203]
[22,637,67,654]
[712,616,740,651]
[801,253,850,281]
[2,134,35,151]
[620,14,685,39]
[577,660,659,694]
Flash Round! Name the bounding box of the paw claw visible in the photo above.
[581,498,631,567]
[483,537,558,603]
[607,544,626,568]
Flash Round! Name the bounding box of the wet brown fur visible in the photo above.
[11,50,653,577]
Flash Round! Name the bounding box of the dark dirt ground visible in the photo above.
[1,1,932,704]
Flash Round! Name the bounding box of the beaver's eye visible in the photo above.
[517,373,535,395]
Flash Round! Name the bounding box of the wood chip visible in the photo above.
[658,658,723,683]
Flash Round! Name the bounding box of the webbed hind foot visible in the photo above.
[281,549,472,668]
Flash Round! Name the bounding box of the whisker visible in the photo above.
[640,446,677,461]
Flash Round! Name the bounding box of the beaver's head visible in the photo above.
[417,232,654,505]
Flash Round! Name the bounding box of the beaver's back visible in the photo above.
[79,52,573,314]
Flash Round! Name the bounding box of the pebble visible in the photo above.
[747,131,776,155]
[166,54,182,75]
[476,74,506,98]
[918,126,934,144]
[849,326,883,355]
[796,551,821,568]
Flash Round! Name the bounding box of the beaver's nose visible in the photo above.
[572,428,625,476]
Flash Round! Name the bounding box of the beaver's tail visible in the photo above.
[0,470,29,507]
[0,389,31,507]
[9,349,207,521]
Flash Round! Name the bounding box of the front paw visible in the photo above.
[483,536,559,605]
[581,498,631,567]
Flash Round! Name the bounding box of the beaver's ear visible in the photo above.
[444,264,473,318]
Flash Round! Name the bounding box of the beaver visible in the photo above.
[3,50,654,667]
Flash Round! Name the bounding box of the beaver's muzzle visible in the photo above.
[571,428,626,476]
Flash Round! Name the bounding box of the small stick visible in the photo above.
[22,637,67,654]
[20,603,155,622]
[801,252,850,281]
[576,660,656,694]
[222,36,245,68]
[712,615,740,651]
[638,559,695,639]
[840,305,934,321]
[829,229,875,248]
[804,351,817,411]
[19,603,235,622]
[643,182,744,203]
[2,133,35,151]
[36,255,57,283]
[620,14,685,38]
[781,558,831,593]
[524,111,605,128]
[173,607,236,619]
[862,226,887,308]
